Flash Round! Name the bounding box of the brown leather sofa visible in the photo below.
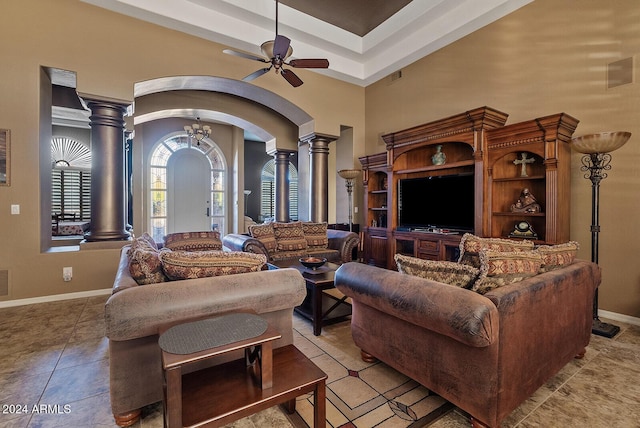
[334,260,601,428]
[105,246,306,426]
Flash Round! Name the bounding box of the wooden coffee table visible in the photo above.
[273,261,352,336]
[160,313,327,427]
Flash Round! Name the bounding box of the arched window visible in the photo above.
[260,160,298,221]
[149,134,226,242]
[51,136,91,221]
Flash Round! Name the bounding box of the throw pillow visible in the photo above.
[302,222,329,249]
[160,250,267,280]
[273,221,308,252]
[129,247,169,285]
[394,254,480,289]
[249,223,277,253]
[163,231,222,252]
[126,232,158,257]
[458,233,535,268]
[535,241,579,272]
[472,249,543,295]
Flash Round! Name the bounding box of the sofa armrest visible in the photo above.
[327,229,360,262]
[222,233,269,258]
[335,262,498,347]
[105,268,305,341]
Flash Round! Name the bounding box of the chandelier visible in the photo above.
[183,117,211,145]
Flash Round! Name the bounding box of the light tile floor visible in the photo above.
[0,295,639,427]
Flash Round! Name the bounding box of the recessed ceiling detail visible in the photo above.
[81,0,533,86]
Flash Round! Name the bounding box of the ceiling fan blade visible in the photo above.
[273,35,291,59]
[243,67,271,82]
[223,49,268,63]
[281,68,303,87]
[288,59,329,69]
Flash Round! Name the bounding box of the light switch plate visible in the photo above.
[11,205,20,215]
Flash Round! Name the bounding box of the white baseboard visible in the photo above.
[0,289,112,308]
[598,309,640,327]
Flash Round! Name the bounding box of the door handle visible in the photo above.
[206,207,210,217]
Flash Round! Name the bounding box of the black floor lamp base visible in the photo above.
[592,318,620,338]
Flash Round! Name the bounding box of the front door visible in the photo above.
[167,149,210,233]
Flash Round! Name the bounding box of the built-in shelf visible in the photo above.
[492,175,545,182]
[395,160,475,175]
[359,107,578,270]
[492,212,545,217]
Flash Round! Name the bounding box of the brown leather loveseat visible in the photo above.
[334,259,601,427]
[105,244,306,426]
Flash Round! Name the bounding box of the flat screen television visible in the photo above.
[398,173,474,232]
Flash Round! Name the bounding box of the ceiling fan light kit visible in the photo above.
[223,0,329,87]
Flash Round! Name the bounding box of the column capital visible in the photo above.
[299,133,338,146]
[267,148,297,157]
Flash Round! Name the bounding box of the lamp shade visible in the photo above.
[338,169,361,180]
[571,131,631,154]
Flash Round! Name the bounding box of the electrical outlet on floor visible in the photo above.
[63,267,73,282]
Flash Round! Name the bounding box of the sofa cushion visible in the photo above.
[249,223,277,253]
[458,233,535,268]
[129,247,169,285]
[163,231,222,252]
[472,249,543,294]
[302,222,329,249]
[535,241,579,272]
[273,221,308,252]
[394,254,480,289]
[160,250,267,280]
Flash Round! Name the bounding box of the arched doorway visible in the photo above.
[149,133,226,242]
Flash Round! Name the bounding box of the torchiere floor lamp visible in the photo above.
[571,131,631,338]
[338,169,361,232]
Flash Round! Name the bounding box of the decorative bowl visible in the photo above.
[299,257,327,270]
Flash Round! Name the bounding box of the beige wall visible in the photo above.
[0,0,364,302]
[1,0,638,319]
[365,0,640,318]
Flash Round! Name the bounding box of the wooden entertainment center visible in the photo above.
[359,106,579,269]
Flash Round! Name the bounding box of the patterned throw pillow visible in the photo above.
[273,221,308,252]
[128,244,169,285]
[163,231,222,252]
[394,254,480,289]
[535,241,579,272]
[472,249,542,294]
[458,233,535,268]
[160,250,267,280]
[302,222,329,249]
[249,223,277,253]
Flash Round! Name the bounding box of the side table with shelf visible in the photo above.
[159,313,327,428]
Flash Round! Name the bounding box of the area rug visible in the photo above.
[285,315,455,428]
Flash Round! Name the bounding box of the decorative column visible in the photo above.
[84,98,131,241]
[306,135,336,223]
[273,150,294,222]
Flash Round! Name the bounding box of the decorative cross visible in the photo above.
[513,152,535,177]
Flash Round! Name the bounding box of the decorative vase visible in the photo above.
[432,145,446,165]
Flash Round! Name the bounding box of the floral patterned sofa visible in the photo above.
[222,221,360,264]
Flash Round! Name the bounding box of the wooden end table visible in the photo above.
[160,313,327,428]
[272,261,352,336]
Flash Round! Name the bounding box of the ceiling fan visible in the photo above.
[223,0,329,87]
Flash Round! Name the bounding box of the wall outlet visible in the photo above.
[63,267,73,282]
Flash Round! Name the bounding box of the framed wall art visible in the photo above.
[0,129,9,186]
